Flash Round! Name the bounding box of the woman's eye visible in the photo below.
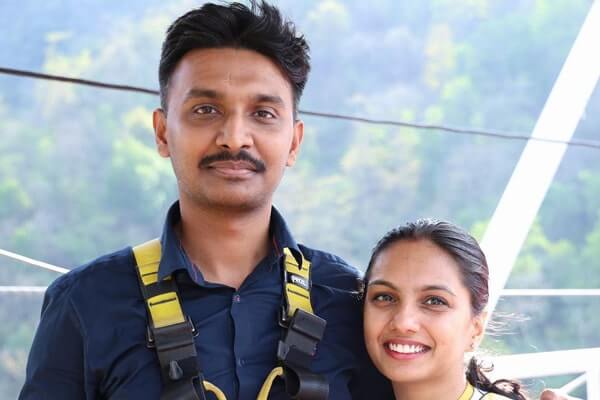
[372,293,395,303]
[424,296,448,306]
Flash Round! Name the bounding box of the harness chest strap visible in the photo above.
[258,247,328,400]
[133,239,327,400]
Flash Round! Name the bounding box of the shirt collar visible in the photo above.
[157,201,301,281]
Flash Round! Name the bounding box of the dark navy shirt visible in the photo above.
[20,202,391,399]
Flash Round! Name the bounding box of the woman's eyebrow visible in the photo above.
[368,280,457,297]
[367,279,399,291]
[421,285,456,296]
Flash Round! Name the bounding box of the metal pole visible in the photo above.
[481,0,600,315]
[587,368,600,400]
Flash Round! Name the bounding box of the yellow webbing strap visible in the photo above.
[282,247,313,318]
[459,383,475,400]
[132,239,228,400]
[257,248,321,400]
[461,382,512,400]
[256,367,284,400]
[133,239,186,328]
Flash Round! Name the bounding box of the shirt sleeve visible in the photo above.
[19,276,88,400]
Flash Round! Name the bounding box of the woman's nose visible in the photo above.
[389,305,420,334]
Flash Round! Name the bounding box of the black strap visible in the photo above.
[161,378,206,400]
[277,309,329,399]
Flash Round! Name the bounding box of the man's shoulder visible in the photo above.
[46,246,136,299]
[298,244,361,290]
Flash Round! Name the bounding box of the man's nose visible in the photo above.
[215,113,253,151]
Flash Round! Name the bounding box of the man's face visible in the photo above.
[154,48,303,212]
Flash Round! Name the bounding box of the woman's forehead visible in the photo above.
[369,239,464,287]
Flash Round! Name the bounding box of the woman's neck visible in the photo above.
[392,371,468,400]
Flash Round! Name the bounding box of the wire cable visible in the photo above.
[0,248,69,274]
[300,110,600,149]
[1,66,600,150]
[0,286,47,294]
[0,66,158,95]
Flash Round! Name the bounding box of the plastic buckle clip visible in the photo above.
[277,309,326,369]
[146,316,197,349]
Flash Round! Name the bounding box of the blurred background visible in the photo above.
[0,0,598,398]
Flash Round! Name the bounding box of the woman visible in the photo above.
[362,219,527,400]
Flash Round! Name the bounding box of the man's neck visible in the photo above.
[177,199,272,290]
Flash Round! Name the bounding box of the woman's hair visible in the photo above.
[364,219,527,400]
[158,0,310,114]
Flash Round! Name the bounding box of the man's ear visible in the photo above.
[286,119,304,167]
[153,108,170,158]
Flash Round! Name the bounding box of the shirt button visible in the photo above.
[237,358,245,367]
[232,294,241,303]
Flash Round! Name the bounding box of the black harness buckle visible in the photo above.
[147,316,197,349]
[277,308,326,369]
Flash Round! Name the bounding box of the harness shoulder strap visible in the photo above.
[132,239,226,400]
[258,247,329,400]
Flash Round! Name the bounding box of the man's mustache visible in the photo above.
[199,150,266,172]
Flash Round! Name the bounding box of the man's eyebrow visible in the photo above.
[183,88,219,101]
[254,94,285,106]
[182,90,285,106]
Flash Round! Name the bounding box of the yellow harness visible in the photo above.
[132,239,327,400]
[459,382,505,400]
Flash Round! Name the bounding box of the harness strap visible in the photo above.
[134,240,327,400]
[259,247,329,400]
[133,239,225,400]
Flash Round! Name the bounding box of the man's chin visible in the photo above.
[193,194,270,213]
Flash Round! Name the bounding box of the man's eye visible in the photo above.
[254,109,276,119]
[194,105,218,114]
[424,296,448,306]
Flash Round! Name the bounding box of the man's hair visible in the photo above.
[158,1,310,113]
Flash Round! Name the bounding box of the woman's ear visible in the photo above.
[469,311,487,351]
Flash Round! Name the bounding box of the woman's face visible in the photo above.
[363,239,484,385]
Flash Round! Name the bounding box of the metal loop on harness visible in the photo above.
[257,366,329,400]
[283,366,329,400]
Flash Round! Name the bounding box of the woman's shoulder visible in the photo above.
[477,389,518,399]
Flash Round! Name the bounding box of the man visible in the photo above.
[20,2,384,399]
[20,2,571,399]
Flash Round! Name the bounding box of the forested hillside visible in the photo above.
[1,1,598,398]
